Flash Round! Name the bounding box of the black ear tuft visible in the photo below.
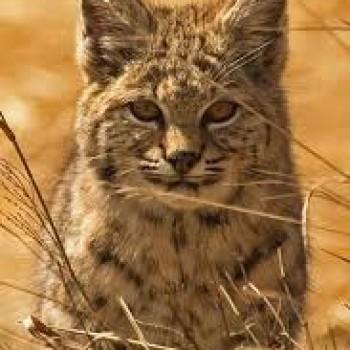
[78,0,155,83]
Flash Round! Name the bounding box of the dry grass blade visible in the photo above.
[0,112,93,311]
[24,316,180,350]
[244,25,350,32]
[302,181,324,258]
[0,114,16,142]
[219,285,240,317]
[115,185,350,238]
[243,170,350,210]
[277,249,314,350]
[23,316,81,350]
[247,283,285,332]
[0,157,83,277]
[118,297,150,350]
[135,320,184,339]
[116,185,302,224]
[0,280,68,308]
[320,249,350,264]
[247,283,303,350]
[0,112,96,346]
[219,285,260,346]
[23,316,59,340]
[296,0,350,54]
[319,189,350,212]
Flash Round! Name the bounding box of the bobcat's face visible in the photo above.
[78,0,286,210]
[80,61,268,210]
[130,77,241,209]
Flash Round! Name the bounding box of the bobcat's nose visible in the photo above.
[167,151,198,174]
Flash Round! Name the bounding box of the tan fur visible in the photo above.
[39,0,306,349]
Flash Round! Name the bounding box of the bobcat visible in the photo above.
[39,0,307,349]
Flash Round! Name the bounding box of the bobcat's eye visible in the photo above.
[128,99,163,124]
[202,101,239,128]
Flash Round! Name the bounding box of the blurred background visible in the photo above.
[0,0,349,348]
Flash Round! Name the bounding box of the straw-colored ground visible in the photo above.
[0,0,349,348]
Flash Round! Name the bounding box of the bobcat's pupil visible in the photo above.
[129,99,162,122]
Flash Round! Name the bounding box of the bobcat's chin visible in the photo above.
[147,179,238,211]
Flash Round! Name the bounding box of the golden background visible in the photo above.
[0,0,349,348]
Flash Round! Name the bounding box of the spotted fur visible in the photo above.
[39,0,307,349]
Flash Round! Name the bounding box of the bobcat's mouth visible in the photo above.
[142,174,229,209]
[144,175,222,194]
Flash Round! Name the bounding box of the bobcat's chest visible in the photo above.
[69,212,238,348]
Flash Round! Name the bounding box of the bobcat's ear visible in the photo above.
[78,0,155,83]
[216,0,288,81]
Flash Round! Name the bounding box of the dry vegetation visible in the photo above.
[0,0,349,349]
